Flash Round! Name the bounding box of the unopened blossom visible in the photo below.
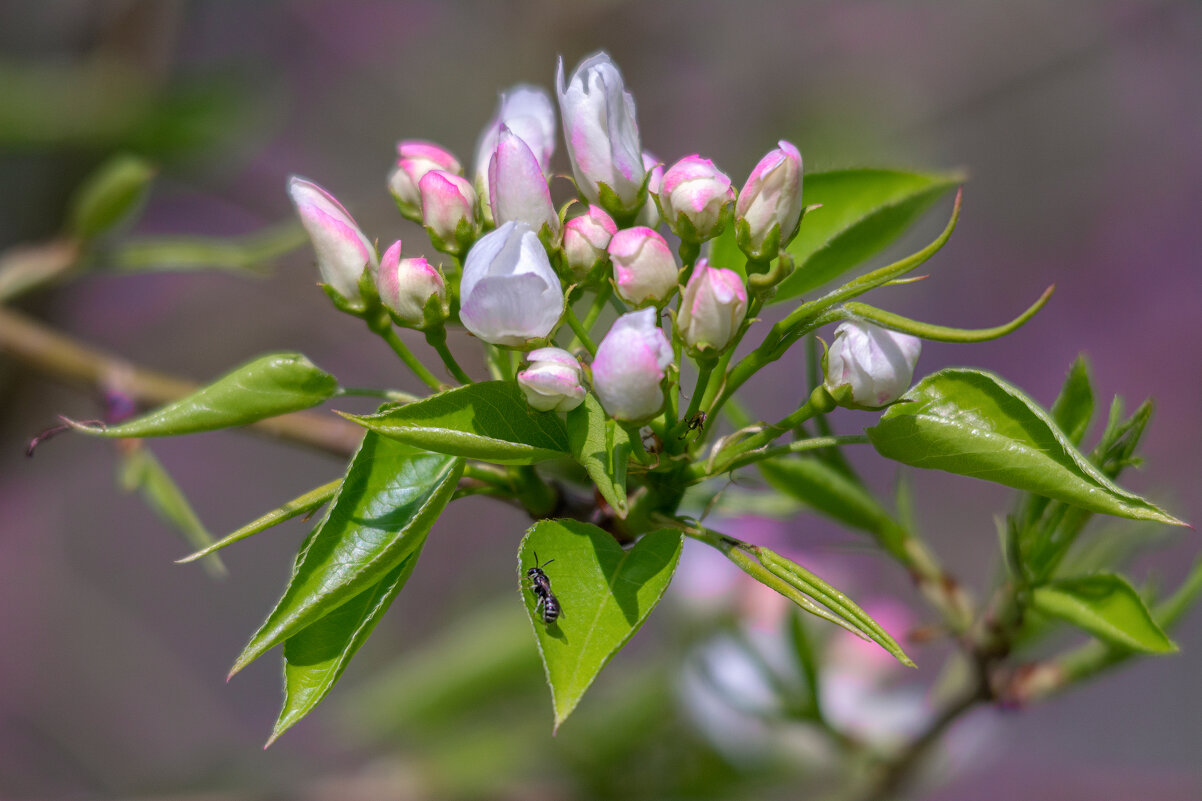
[592,308,673,421]
[562,204,617,280]
[388,141,462,219]
[488,125,559,236]
[823,321,922,409]
[473,85,557,221]
[676,259,748,353]
[635,152,664,228]
[736,140,803,256]
[287,176,377,301]
[659,155,735,241]
[419,170,477,253]
[459,221,564,346]
[609,226,678,307]
[557,52,646,212]
[517,347,586,412]
[376,240,446,329]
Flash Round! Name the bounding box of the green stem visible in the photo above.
[563,305,597,356]
[689,434,870,481]
[426,327,472,384]
[670,361,714,440]
[335,387,420,403]
[567,283,613,354]
[379,327,443,391]
[706,385,834,475]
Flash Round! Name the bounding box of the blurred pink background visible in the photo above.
[1,2,1199,798]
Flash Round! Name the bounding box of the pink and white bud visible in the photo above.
[287,176,377,301]
[473,85,557,221]
[388,141,462,219]
[557,52,646,211]
[609,226,678,307]
[459,221,564,346]
[592,308,673,421]
[376,240,446,329]
[659,155,735,241]
[736,141,803,254]
[823,321,922,409]
[676,259,748,353]
[635,152,664,228]
[488,126,559,236]
[562,204,617,280]
[419,170,477,253]
[517,347,586,412]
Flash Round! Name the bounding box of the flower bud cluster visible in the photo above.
[287,51,911,425]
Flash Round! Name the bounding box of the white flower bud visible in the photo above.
[635,152,664,228]
[676,259,748,353]
[473,85,557,223]
[376,240,446,329]
[562,204,617,280]
[659,155,735,241]
[488,125,559,236]
[609,226,679,307]
[388,141,461,219]
[517,347,586,412]
[557,52,646,212]
[823,321,922,409]
[459,221,564,347]
[592,308,673,421]
[419,170,477,254]
[736,141,803,256]
[287,176,378,301]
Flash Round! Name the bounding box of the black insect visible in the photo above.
[679,411,707,440]
[526,552,561,624]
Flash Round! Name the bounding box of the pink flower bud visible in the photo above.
[557,52,646,211]
[562,204,617,280]
[660,155,735,241]
[823,321,921,409]
[609,226,678,307]
[419,170,477,253]
[517,347,586,412]
[736,141,803,255]
[635,152,664,228]
[473,85,557,222]
[592,308,674,421]
[676,259,748,353]
[488,125,559,236]
[287,176,377,301]
[388,140,461,219]
[460,221,564,346]
[376,240,446,329]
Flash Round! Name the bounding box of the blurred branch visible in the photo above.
[0,305,361,458]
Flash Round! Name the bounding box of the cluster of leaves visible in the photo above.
[28,153,1193,753]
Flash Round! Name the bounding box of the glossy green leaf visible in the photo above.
[69,153,156,238]
[868,369,1183,526]
[118,444,226,577]
[230,433,462,675]
[518,520,682,731]
[112,221,306,274]
[1032,574,1176,653]
[268,550,420,745]
[1051,356,1094,446]
[71,352,338,438]
[567,394,630,517]
[342,381,569,465]
[773,168,962,301]
[759,456,905,556]
[177,478,340,564]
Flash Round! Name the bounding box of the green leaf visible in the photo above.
[118,444,226,578]
[69,153,156,238]
[71,352,338,438]
[518,520,682,731]
[567,394,630,516]
[1051,356,1094,446]
[1032,574,1176,653]
[868,369,1183,526]
[774,168,962,302]
[268,551,420,745]
[343,381,569,465]
[112,221,307,274]
[230,433,462,675]
[759,456,905,556]
[177,478,340,564]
